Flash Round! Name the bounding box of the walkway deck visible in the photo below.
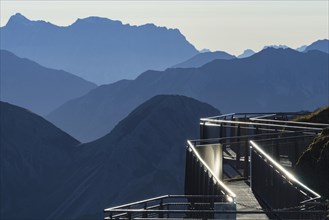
[226,180,269,220]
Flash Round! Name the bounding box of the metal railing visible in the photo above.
[185,140,236,201]
[103,194,326,219]
[249,140,324,219]
[196,112,328,219]
[104,112,328,219]
[104,195,236,219]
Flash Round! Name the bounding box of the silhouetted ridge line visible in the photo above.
[47,48,328,142]
[1,13,198,84]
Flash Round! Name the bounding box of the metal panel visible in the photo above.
[197,144,223,181]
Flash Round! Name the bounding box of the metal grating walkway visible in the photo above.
[226,181,268,220]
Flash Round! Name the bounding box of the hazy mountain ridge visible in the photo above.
[0,13,198,84]
[172,51,235,68]
[303,39,329,54]
[0,96,220,219]
[0,50,96,115]
[47,48,329,142]
[237,49,255,58]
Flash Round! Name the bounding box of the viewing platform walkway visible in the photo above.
[104,112,328,219]
[226,180,268,220]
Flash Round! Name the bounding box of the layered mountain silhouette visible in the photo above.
[296,45,307,52]
[0,50,96,115]
[172,51,235,68]
[237,49,255,58]
[48,48,329,142]
[0,101,80,219]
[0,13,198,84]
[0,95,220,219]
[304,39,329,54]
[58,95,220,219]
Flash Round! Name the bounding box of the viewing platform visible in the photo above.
[226,180,268,220]
[104,112,328,219]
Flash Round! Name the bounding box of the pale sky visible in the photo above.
[1,1,328,55]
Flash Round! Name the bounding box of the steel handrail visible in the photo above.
[104,195,227,212]
[249,140,321,202]
[187,140,236,201]
[104,195,168,211]
[195,135,315,148]
[189,131,314,144]
[205,112,306,120]
[249,117,329,127]
[200,118,324,131]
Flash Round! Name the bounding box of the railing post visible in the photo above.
[244,139,249,178]
[200,121,207,139]
[158,199,163,218]
[236,124,241,169]
[166,201,170,218]
[142,202,148,218]
[292,140,299,167]
[200,122,204,139]
[249,144,253,191]
[192,156,198,194]
[184,147,191,195]
[219,123,224,138]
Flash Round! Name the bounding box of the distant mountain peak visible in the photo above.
[304,39,329,54]
[94,94,220,147]
[72,16,123,26]
[263,44,290,50]
[237,49,255,58]
[5,13,56,28]
[2,13,198,84]
[259,46,297,55]
[6,12,31,26]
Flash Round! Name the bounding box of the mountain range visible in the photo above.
[0,50,96,115]
[0,95,220,219]
[0,13,198,84]
[170,39,329,69]
[303,39,329,54]
[47,48,329,142]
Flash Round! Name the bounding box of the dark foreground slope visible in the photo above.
[0,50,96,115]
[0,101,80,219]
[295,106,329,199]
[48,48,329,142]
[50,95,220,219]
[0,13,198,84]
[1,96,220,219]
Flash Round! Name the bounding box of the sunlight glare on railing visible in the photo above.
[187,140,236,201]
[249,140,321,200]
